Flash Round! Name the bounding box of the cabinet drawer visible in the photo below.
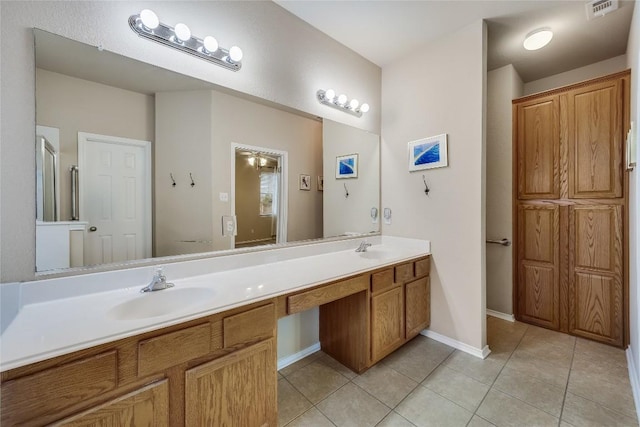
[138,323,211,376]
[395,263,414,283]
[415,257,431,277]
[224,304,275,348]
[371,269,394,293]
[1,351,117,425]
[287,275,368,314]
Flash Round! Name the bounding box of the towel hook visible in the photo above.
[170,173,176,187]
[344,183,349,198]
[189,173,195,187]
[422,175,430,196]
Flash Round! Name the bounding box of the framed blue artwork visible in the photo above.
[336,153,358,179]
[408,134,448,171]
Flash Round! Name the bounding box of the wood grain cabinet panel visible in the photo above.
[185,338,277,427]
[517,203,560,329]
[1,351,118,425]
[415,257,431,278]
[223,303,275,348]
[288,275,368,314]
[395,263,414,283]
[566,80,623,199]
[516,95,560,199]
[371,286,404,363]
[405,277,430,339]
[514,71,629,347]
[53,380,169,427]
[371,268,394,293]
[569,204,623,346]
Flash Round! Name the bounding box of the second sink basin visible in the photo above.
[358,248,393,260]
[108,287,215,320]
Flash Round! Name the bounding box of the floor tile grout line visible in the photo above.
[557,334,578,426]
[466,324,531,426]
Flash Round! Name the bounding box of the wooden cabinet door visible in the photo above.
[371,286,404,363]
[517,203,561,329]
[516,95,560,199]
[565,80,623,199]
[185,338,277,427]
[568,204,623,346]
[54,380,169,426]
[405,277,430,339]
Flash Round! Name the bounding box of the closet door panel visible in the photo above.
[569,204,623,346]
[567,80,623,198]
[516,95,560,200]
[517,203,560,329]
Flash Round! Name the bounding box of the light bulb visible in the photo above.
[203,36,218,53]
[324,89,336,101]
[523,28,553,51]
[248,157,255,167]
[349,99,359,109]
[139,9,159,30]
[360,103,370,113]
[337,94,347,106]
[174,23,191,42]
[229,46,243,62]
[259,157,267,167]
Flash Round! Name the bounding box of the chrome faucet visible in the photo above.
[355,241,372,252]
[140,267,174,293]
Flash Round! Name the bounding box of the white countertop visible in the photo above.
[0,236,430,372]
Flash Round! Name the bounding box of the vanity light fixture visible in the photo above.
[129,9,242,71]
[317,89,370,117]
[523,28,553,51]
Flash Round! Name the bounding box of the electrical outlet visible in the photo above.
[222,215,236,236]
[219,192,229,202]
[383,208,392,225]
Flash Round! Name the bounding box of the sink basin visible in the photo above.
[358,249,393,260]
[108,287,215,320]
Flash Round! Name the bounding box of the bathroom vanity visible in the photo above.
[0,238,430,426]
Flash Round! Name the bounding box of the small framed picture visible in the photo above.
[336,154,358,179]
[408,134,448,171]
[299,174,311,190]
[317,176,324,191]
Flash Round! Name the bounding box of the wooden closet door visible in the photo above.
[568,204,623,346]
[566,80,623,199]
[516,95,560,200]
[517,203,561,329]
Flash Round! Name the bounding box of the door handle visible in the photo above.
[88,226,97,232]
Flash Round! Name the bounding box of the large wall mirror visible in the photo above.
[34,29,380,274]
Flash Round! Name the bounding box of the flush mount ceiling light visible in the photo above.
[523,28,553,51]
[317,89,369,117]
[129,9,242,71]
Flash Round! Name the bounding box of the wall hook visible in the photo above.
[344,183,350,198]
[422,175,430,196]
[189,173,195,187]
[170,173,176,187]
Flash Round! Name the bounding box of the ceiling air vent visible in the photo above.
[586,0,619,20]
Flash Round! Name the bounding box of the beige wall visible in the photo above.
[235,155,275,244]
[35,69,154,222]
[523,54,627,96]
[381,21,487,351]
[323,119,380,237]
[155,91,214,257]
[0,1,380,282]
[626,1,640,395]
[486,64,523,316]
[210,90,323,251]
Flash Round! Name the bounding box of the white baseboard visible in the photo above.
[277,342,321,371]
[626,347,640,423]
[420,329,491,359]
[486,309,515,322]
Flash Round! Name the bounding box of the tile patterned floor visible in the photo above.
[277,317,639,426]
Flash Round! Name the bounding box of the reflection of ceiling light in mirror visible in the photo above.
[259,157,267,167]
[140,9,159,30]
[316,89,369,117]
[248,157,255,167]
[523,28,553,50]
[128,11,242,71]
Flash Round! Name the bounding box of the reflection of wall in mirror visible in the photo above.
[323,119,380,237]
[35,68,155,223]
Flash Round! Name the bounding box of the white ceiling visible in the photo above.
[276,0,635,82]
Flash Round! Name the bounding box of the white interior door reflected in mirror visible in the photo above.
[35,125,60,222]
